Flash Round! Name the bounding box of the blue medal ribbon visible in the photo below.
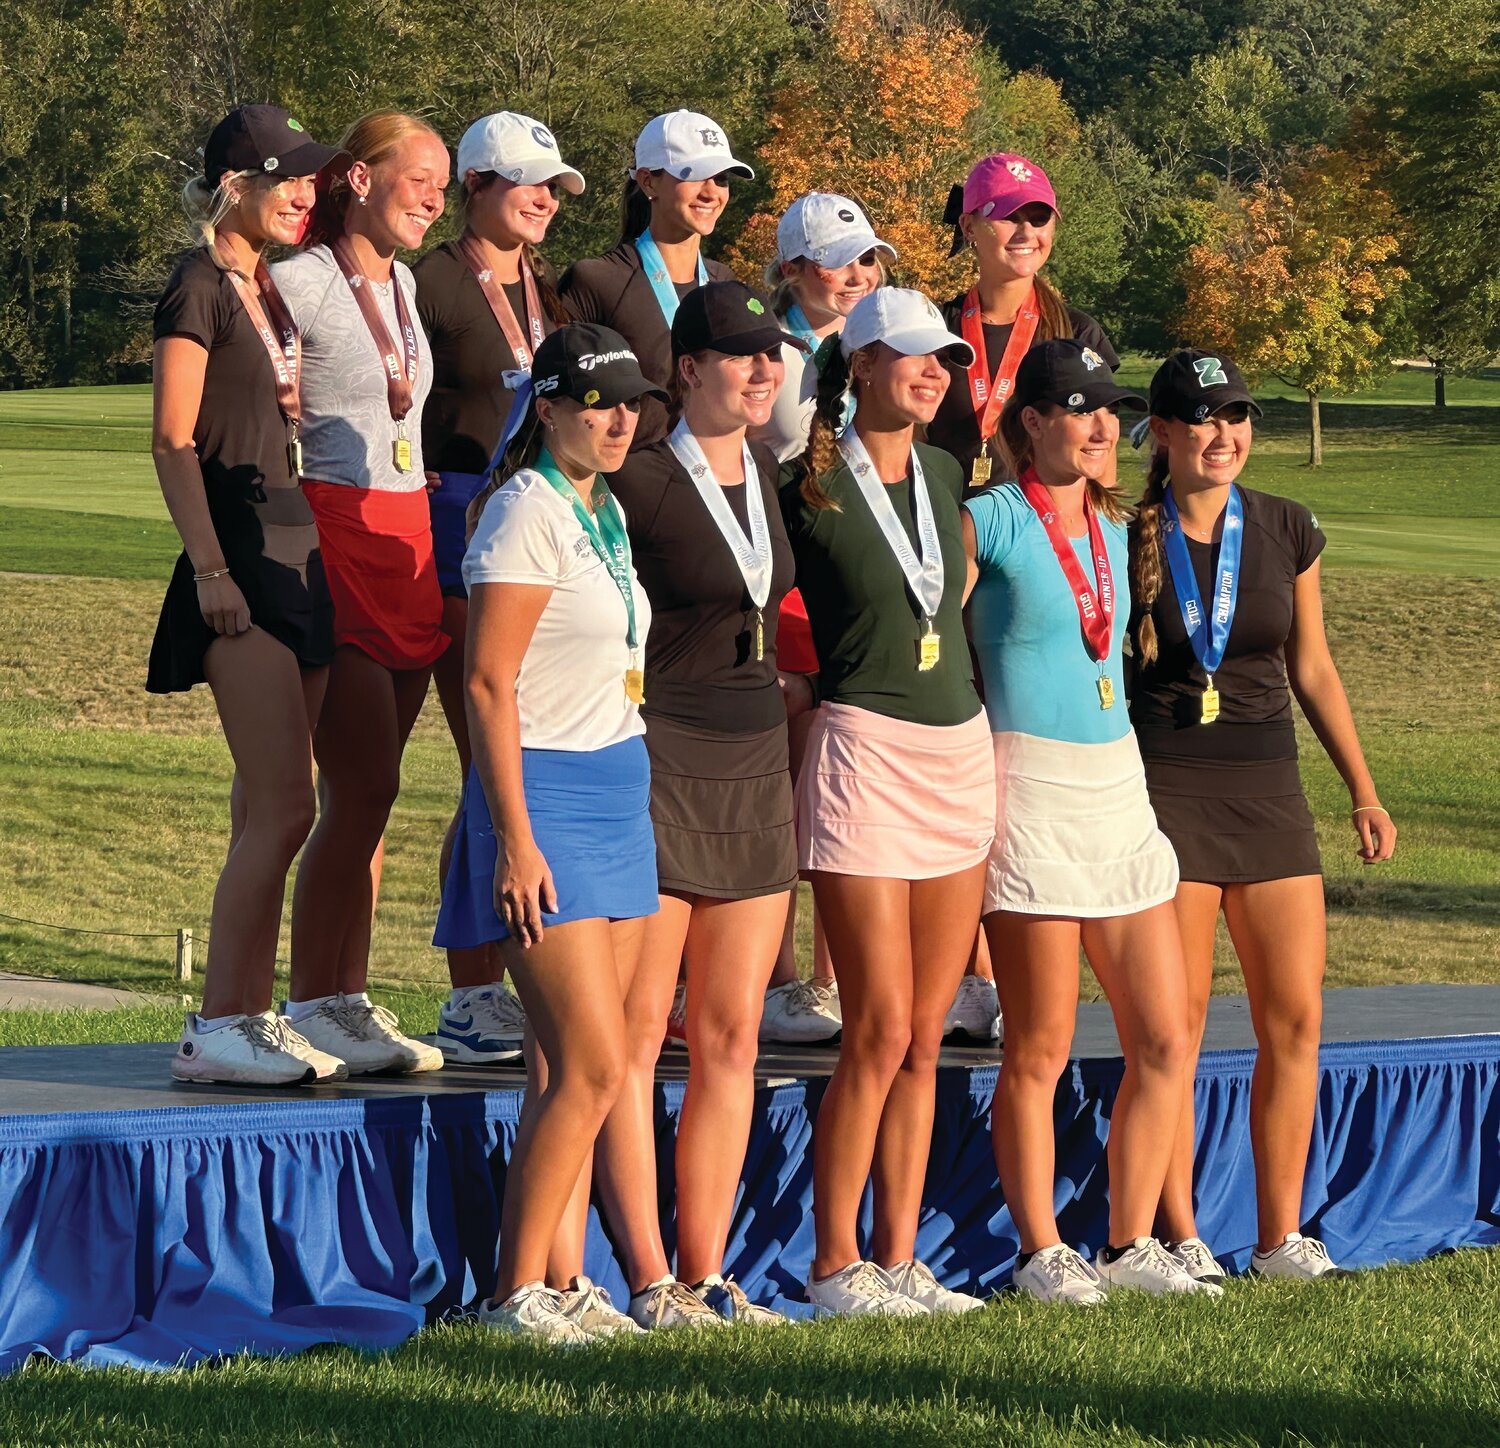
[634,231,707,327]
[1162,483,1244,679]
[783,302,819,349]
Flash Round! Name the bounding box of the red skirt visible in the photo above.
[777,589,819,676]
[302,481,447,671]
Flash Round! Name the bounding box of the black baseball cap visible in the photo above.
[531,323,670,409]
[672,280,810,360]
[1149,349,1262,423]
[204,105,344,187]
[1013,338,1145,414]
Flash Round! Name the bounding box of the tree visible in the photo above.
[1182,149,1408,464]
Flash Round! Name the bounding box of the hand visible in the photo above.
[1351,804,1396,864]
[778,671,816,720]
[494,834,558,947]
[425,470,442,493]
[196,574,252,636]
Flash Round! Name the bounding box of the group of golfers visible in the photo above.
[149,101,1397,1340]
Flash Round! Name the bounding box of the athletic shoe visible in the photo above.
[805,1261,930,1318]
[885,1259,985,1314]
[944,975,999,1043]
[1169,1236,1228,1287]
[437,984,525,1065]
[663,984,688,1050]
[171,1011,337,1086]
[1013,1244,1109,1305]
[556,1275,645,1337]
[1251,1233,1348,1281]
[628,1275,725,1329]
[1094,1237,1224,1297]
[694,1273,789,1325]
[759,978,842,1045]
[478,1282,592,1345]
[284,993,445,1076]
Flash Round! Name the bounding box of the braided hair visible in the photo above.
[798,340,860,513]
[1131,447,1171,666]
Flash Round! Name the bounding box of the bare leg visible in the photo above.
[675,890,789,1284]
[870,861,985,1265]
[1082,904,1192,1245]
[1223,875,1326,1251]
[520,1032,595,1289]
[984,912,1081,1253]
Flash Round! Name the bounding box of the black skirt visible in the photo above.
[1143,752,1321,884]
[643,712,798,900]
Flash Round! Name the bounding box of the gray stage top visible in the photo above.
[1,985,1496,1120]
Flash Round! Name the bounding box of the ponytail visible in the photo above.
[181,171,255,264]
[1131,449,1170,666]
[617,175,654,246]
[798,345,857,512]
[1032,273,1072,340]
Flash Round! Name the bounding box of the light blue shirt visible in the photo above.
[965,484,1132,745]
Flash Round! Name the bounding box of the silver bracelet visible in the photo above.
[192,567,231,582]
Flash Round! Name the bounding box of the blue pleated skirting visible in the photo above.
[428,470,487,598]
[433,734,659,948]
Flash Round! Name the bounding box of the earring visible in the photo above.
[356,194,368,207]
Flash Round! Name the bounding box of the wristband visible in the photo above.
[193,567,231,582]
[1351,805,1389,816]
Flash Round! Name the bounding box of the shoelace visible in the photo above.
[784,980,836,1016]
[331,996,401,1039]
[839,1261,898,1301]
[234,1013,290,1053]
[469,989,526,1035]
[1133,1239,1184,1280]
[1175,1240,1218,1275]
[1040,1247,1096,1289]
[642,1279,716,1327]
[1280,1236,1333,1270]
[895,1260,939,1294]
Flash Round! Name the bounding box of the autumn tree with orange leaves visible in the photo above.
[1181,151,1408,465]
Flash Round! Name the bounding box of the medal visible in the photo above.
[393,430,412,472]
[1098,675,1115,710]
[918,620,941,671]
[625,667,645,705]
[1162,484,1244,726]
[755,607,765,663]
[971,454,992,486]
[288,432,304,477]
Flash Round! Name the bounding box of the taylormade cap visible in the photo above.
[775,193,896,271]
[456,112,585,195]
[841,288,974,366]
[530,324,669,409]
[672,280,811,359]
[1149,349,1262,423]
[203,105,342,187]
[1012,338,1145,415]
[634,111,754,182]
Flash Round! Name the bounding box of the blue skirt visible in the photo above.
[433,735,659,948]
[428,470,487,598]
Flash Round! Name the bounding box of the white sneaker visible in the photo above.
[437,984,525,1065]
[694,1273,789,1325]
[663,984,688,1050]
[944,975,999,1043]
[1013,1244,1109,1305]
[805,1261,929,1318]
[885,1259,984,1314]
[1094,1237,1224,1297]
[628,1275,726,1330]
[171,1011,339,1086]
[759,978,842,1044]
[1169,1236,1228,1287]
[478,1282,592,1345]
[556,1275,645,1337]
[284,993,444,1076]
[1251,1233,1347,1281]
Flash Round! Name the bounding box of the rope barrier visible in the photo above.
[0,909,177,941]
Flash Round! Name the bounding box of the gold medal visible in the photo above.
[393,435,413,472]
[918,625,941,672]
[971,453,992,486]
[1201,678,1220,724]
[1097,675,1115,710]
[625,668,645,705]
[287,433,303,477]
[754,608,764,663]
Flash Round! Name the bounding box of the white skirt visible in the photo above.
[984,730,1180,918]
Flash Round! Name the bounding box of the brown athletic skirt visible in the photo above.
[643,712,798,900]
[1143,753,1321,884]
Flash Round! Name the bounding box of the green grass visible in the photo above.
[4,1251,1497,1446]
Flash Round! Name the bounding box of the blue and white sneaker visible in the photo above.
[437,984,526,1064]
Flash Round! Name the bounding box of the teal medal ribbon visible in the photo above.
[783,302,819,349]
[634,231,707,327]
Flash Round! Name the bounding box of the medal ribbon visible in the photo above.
[1162,483,1244,677]
[837,429,944,621]
[634,231,707,327]
[330,236,420,423]
[219,257,301,436]
[532,450,639,651]
[1017,466,1114,663]
[667,419,773,609]
[961,285,1039,444]
[457,233,547,370]
[782,301,820,349]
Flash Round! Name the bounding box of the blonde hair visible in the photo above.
[180,170,258,263]
[995,395,1130,526]
[304,110,443,250]
[768,254,891,315]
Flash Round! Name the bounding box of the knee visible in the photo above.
[1001,1032,1073,1089]
[246,784,317,863]
[689,1011,761,1077]
[1260,998,1323,1059]
[900,1020,946,1077]
[844,1015,912,1081]
[1132,1020,1193,1079]
[325,764,400,827]
[559,1041,627,1121]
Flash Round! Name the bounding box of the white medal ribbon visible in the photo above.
[837,429,944,621]
[667,418,773,609]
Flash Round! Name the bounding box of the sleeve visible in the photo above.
[463,485,566,589]
[1288,499,1327,574]
[1071,309,1120,370]
[963,485,1020,571]
[557,261,604,324]
[153,262,223,349]
[412,253,448,342]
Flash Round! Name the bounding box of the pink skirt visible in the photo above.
[796,703,995,879]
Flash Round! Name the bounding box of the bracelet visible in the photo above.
[1351,805,1390,816]
[192,567,231,582]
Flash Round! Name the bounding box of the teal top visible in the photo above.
[965,483,1132,745]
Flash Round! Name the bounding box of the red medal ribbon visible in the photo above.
[1017,466,1114,663]
[457,233,548,370]
[330,236,420,422]
[961,284,1040,444]
[219,255,301,431]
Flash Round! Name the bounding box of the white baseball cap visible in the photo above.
[776,193,896,270]
[456,112,585,195]
[634,110,754,182]
[841,288,974,365]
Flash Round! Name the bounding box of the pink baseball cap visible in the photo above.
[962,153,1058,221]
